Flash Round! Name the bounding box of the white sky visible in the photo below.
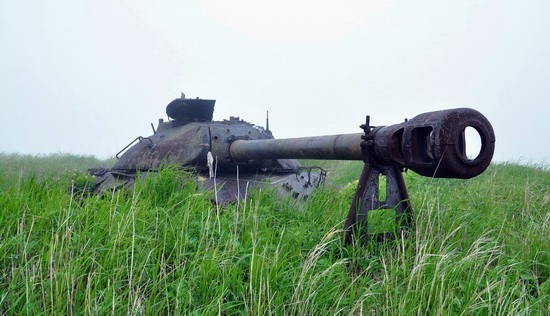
[1,1,548,164]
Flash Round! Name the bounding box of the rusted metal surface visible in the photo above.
[370,107,496,179]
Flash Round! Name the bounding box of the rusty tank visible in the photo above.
[90,94,496,242]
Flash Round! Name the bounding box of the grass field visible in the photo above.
[0,153,548,314]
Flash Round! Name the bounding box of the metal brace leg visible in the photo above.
[343,163,413,245]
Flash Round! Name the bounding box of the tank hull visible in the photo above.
[90,167,325,204]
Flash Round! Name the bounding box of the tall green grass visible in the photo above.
[0,153,114,191]
[0,155,548,314]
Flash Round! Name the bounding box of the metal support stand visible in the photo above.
[343,163,412,245]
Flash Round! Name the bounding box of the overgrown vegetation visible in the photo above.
[0,154,548,314]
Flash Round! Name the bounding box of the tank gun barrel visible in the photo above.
[230,133,363,161]
[228,108,495,179]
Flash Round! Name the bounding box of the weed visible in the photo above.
[0,154,548,314]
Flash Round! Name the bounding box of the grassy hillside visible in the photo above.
[0,154,548,314]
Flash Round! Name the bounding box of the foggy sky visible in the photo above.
[1,1,548,165]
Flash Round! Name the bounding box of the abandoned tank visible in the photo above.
[89,94,495,242]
